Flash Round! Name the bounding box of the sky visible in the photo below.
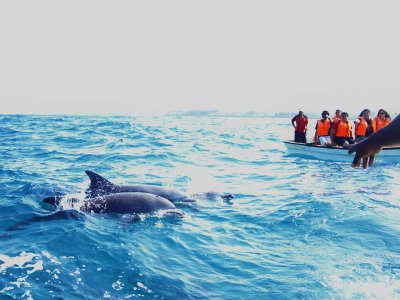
[0,1,399,116]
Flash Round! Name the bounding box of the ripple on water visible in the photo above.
[1,115,400,299]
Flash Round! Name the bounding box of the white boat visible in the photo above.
[284,140,400,163]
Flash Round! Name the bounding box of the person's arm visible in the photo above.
[328,121,333,138]
[291,116,296,128]
[304,116,308,133]
[330,122,337,145]
[350,124,353,138]
[354,119,359,139]
[349,114,400,168]
[372,118,377,133]
[354,123,358,139]
[314,122,318,142]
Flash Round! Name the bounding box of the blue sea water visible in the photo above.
[0,114,399,299]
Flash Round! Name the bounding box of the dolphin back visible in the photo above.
[84,192,176,214]
[85,171,116,196]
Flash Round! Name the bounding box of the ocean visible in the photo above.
[0,114,399,299]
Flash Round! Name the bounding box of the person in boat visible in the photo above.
[291,109,308,143]
[332,109,342,124]
[314,110,332,146]
[372,109,391,132]
[354,109,373,142]
[349,112,400,168]
[330,112,355,147]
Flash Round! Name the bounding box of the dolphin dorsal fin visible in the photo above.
[85,171,115,192]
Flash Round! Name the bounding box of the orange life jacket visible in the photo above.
[355,117,368,137]
[373,117,391,132]
[333,116,341,123]
[335,120,352,138]
[316,119,331,137]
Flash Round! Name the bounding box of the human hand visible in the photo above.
[348,137,382,168]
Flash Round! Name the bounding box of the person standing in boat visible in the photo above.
[314,110,332,146]
[330,112,355,147]
[354,109,373,142]
[332,109,342,124]
[372,109,391,132]
[291,109,308,143]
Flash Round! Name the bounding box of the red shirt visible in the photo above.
[292,114,308,133]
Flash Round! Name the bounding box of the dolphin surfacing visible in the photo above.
[44,192,177,214]
[85,171,193,202]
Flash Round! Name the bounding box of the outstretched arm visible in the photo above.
[349,114,400,168]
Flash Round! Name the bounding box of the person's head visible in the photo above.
[321,110,329,119]
[341,112,349,121]
[360,109,371,119]
[377,109,390,119]
[335,109,342,117]
[298,109,304,116]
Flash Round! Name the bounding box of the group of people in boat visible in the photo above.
[291,108,391,147]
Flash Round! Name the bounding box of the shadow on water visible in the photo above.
[7,210,86,231]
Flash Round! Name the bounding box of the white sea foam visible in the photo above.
[58,193,86,211]
[0,252,43,297]
[0,252,42,274]
[325,274,400,299]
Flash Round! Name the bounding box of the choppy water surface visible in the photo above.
[0,114,399,299]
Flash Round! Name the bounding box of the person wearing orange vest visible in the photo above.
[330,112,355,147]
[314,110,332,146]
[349,113,400,168]
[372,109,391,132]
[332,109,342,124]
[354,109,373,142]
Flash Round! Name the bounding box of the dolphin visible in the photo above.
[85,171,234,202]
[85,171,194,202]
[43,192,178,215]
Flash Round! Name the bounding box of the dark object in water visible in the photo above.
[43,192,178,215]
[85,170,234,202]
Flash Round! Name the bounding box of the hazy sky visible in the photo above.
[1,1,399,115]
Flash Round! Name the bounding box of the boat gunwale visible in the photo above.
[283,140,400,151]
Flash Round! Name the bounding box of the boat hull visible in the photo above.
[284,141,400,163]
